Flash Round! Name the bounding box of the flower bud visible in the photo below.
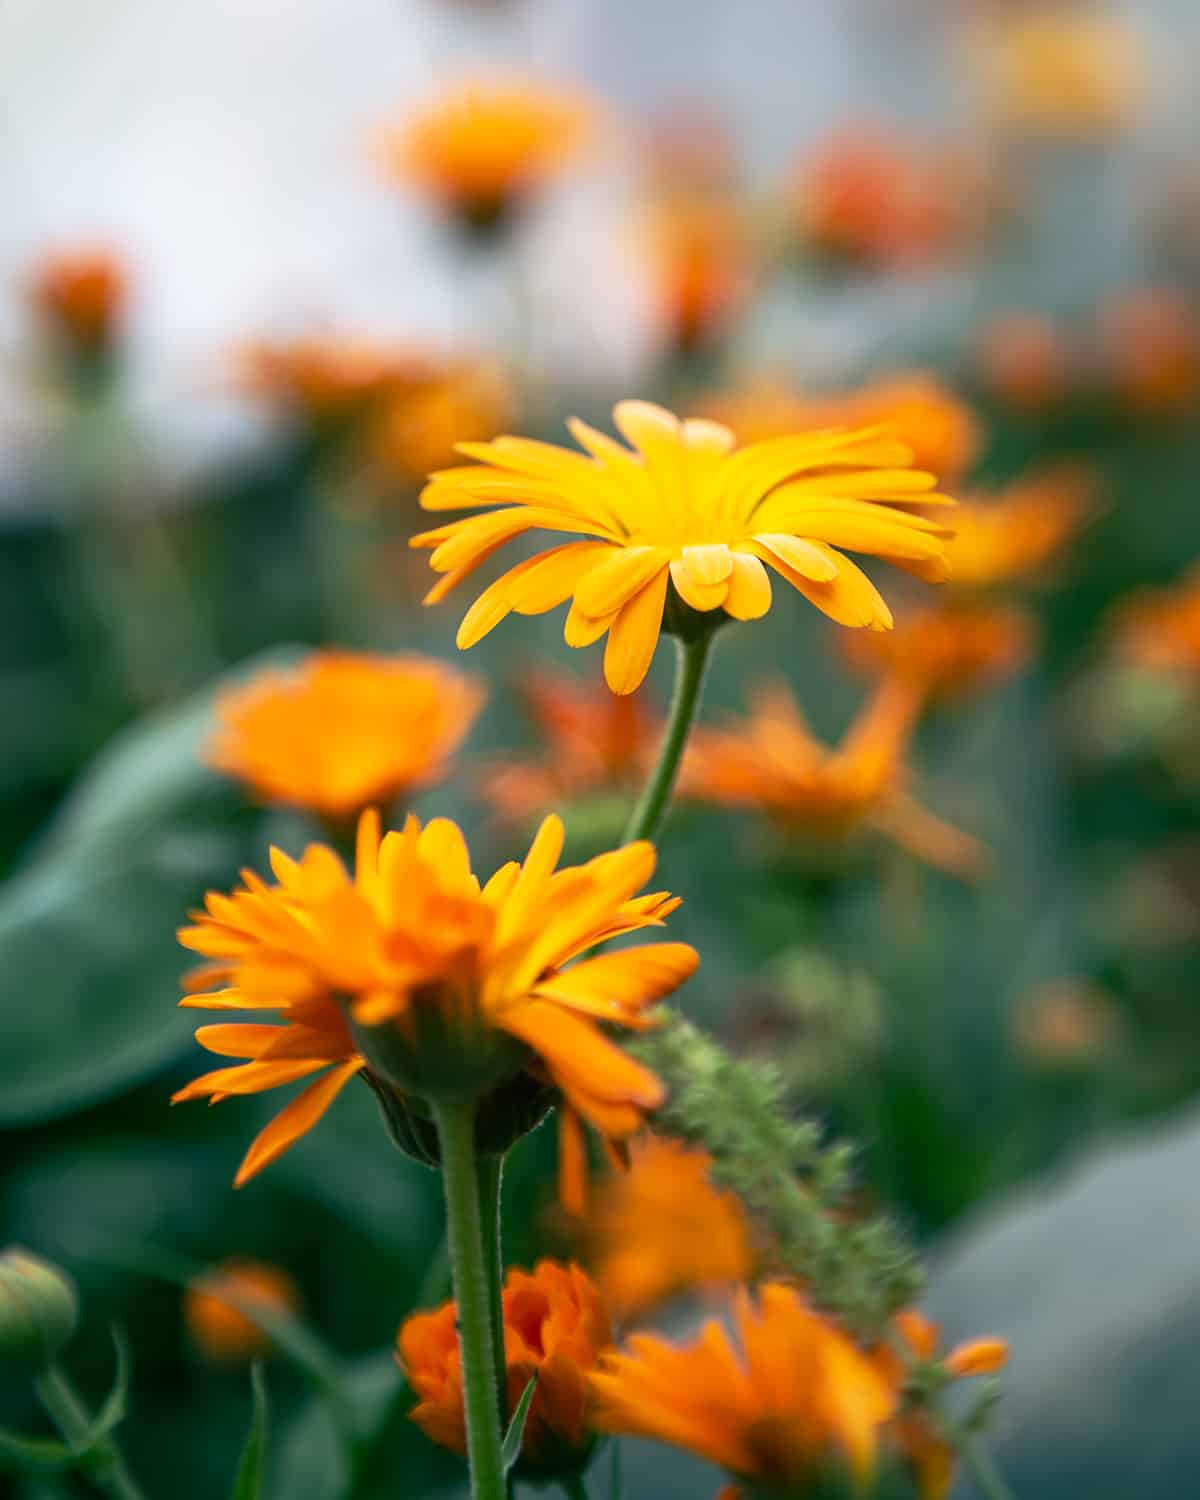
[0,1248,79,1372]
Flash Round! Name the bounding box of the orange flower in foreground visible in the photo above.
[591,1282,896,1495]
[944,466,1094,590]
[841,600,1034,703]
[699,371,979,485]
[174,812,696,1187]
[642,193,750,357]
[233,336,434,428]
[207,651,483,821]
[31,247,127,355]
[1098,289,1200,416]
[400,1260,610,1474]
[378,79,592,232]
[480,667,658,824]
[1112,566,1200,676]
[875,1309,1009,1500]
[184,1259,299,1364]
[413,400,956,694]
[581,1136,754,1316]
[684,676,986,878]
[975,313,1074,413]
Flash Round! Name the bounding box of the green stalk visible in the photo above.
[433,1100,507,1500]
[476,1153,508,1426]
[962,1435,1017,1500]
[561,1474,590,1500]
[35,1363,146,1500]
[621,631,714,845]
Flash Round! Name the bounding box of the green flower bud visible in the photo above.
[0,1248,79,1372]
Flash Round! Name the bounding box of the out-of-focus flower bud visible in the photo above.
[0,1247,80,1372]
[184,1259,299,1365]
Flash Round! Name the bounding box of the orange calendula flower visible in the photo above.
[367,358,512,484]
[944,466,1094,590]
[642,193,750,358]
[174,811,696,1187]
[184,1259,300,1364]
[684,676,985,879]
[378,79,592,234]
[582,1136,754,1318]
[31,247,128,356]
[975,313,1074,414]
[207,651,484,822]
[1098,289,1200,417]
[841,599,1034,703]
[400,1259,610,1476]
[591,1282,897,1494]
[1112,565,1200,676]
[412,400,956,695]
[233,335,433,429]
[875,1309,1009,1500]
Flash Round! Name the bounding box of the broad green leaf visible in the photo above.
[500,1372,537,1475]
[230,1364,269,1500]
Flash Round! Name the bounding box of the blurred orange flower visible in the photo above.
[1112,565,1200,675]
[1098,289,1200,416]
[684,676,986,878]
[400,1259,610,1474]
[1012,978,1118,1066]
[174,811,696,1187]
[642,193,751,358]
[413,400,956,695]
[207,651,483,822]
[233,336,433,428]
[591,1281,896,1495]
[30,247,128,356]
[367,359,512,484]
[479,667,658,824]
[874,1309,1009,1500]
[378,79,592,233]
[944,466,1094,589]
[841,599,1034,703]
[184,1259,299,1365]
[975,313,1074,413]
[581,1136,754,1316]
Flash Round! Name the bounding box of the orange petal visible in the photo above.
[603,569,669,695]
[233,1058,362,1187]
[724,551,773,620]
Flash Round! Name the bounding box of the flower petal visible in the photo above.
[233,1058,363,1187]
[604,569,669,695]
[724,552,773,620]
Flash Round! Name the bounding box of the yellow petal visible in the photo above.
[604,569,669,695]
[564,596,617,647]
[572,546,670,618]
[724,552,773,620]
[752,533,839,581]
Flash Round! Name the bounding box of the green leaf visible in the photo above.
[73,1326,131,1453]
[0,1431,76,1474]
[500,1372,537,1475]
[230,1364,269,1500]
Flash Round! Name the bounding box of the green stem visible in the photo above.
[561,1475,590,1500]
[476,1153,508,1426]
[963,1435,1017,1500]
[35,1363,146,1500]
[434,1099,507,1500]
[621,631,714,845]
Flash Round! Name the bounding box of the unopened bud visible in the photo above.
[0,1248,79,1371]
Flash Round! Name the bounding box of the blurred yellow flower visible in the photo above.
[591,1281,896,1495]
[975,313,1074,414]
[399,1259,610,1474]
[30,246,128,356]
[207,651,483,822]
[581,1136,755,1316]
[683,676,985,878]
[1112,565,1200,675]
[412,400,956,694]
[184,1259,299,1365]
[841,599,1034,703]
[1098,289,1200,417]
[377,79,592,233]
[174,811,696,1186]
[944,466,1094,590]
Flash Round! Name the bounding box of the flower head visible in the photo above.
[944,466,1094,590]
[581,1136,755,1320]
[840,600,1033,704]
[1098,289,1200,416]
[31,247,128,357]
[367,358,512,484]
[591,1282,897,1493]
[642,193,750,358]
[378,79,592,234]
[684,676,985,878]
[174,812,696,1185]
[1112,565,1200,676]
[233,336,433,429]
[975,313,1074,413]
[184,1259,300,1365]
[207,651,483,822]
[412,400,955,694]
[400,1259,610,1476]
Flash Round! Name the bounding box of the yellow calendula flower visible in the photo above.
[184,1259,300,1365]
[412,401,955,695]
[591,1281,897,1497]
[207,651,484,822]
[378,78,592,233]
[944,466,1094,591]
[173,811,697,1187]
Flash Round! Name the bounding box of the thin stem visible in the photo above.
[35,1363,146,1500]
[621,631,714,845]
[561,1475,590,1500]
[434,1099,507,1500]
[963,1435,1017,1500]
[476,1153,508,1426]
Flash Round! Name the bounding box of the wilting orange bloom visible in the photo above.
[1112,566,1200,675]
[207,651,483,821]
[413,400,956,695]
[841,599,1033,703]
[400,1260,610,1473]
[685,676,984,877]
[1098,289,1200,416]
[30,247,127,355]
[174,811,696,1187]
[377,79,592,232]
[976,313,1074,413]
[592,1281,896,1495]
[233,336,437,428]
[790,124,991,269]
[480,667,657,824]
[367,358,512,484]
[968,9,1142,139]
[874,1309,1009,1500]
[581,1136,754,1314]
[642,193,750,357]
[944,466,1094,590]
[184,1259,299,1364]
